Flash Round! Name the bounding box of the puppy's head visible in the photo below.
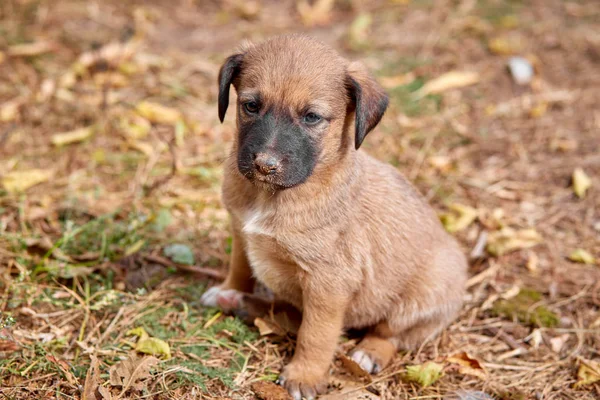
[218,34,388,190]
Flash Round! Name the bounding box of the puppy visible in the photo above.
[201,34,467,400]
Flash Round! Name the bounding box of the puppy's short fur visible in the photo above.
[201,34,467,400]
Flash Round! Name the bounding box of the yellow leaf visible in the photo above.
[120,114,151,139]
[574,358,600,388]
[52,126,94,146]
[136,101,182,124]
[125,239,146,256]
[499,15,519,29]
[347,13,372,51]
[572,168,592,199]
[414,71,479,98]
[2,169,53,193]
[297,0,335,27]
[127,140,155,157]
[529,102,547,118]
[136,337,171,359]
[447,352,487,380]
[487,227,542,256]
[440,203,478,233]
[405,362,444,387]
[568,249,596,265]
[488,37,521,55]
[127,327,149,340]
[127,327,170,359]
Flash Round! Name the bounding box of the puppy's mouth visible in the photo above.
[241,169,294,191]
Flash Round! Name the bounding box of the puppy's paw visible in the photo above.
[349,349,383,374]
[277,364,327,400]
[200,286,244,311]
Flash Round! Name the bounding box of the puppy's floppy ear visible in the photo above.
[346,61,389,149]
[218,53,244,123]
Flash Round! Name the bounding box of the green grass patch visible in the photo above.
[388,78,442,117]
[491,288,559,328]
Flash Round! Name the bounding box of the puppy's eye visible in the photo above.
[243,101,259,114]
[303,112,321,125]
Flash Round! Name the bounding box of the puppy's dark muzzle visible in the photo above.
[253,153,281,176]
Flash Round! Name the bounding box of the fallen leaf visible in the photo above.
[97,386,113,400]
[46,354,78,386]
[379,72,416,89]
[2,169,53,193]
[447,352,487,380]
[127,140,157,157]
[499,14,519,29]
[572,168,592,199]
[120,114,151,139]
[232,0,261,19]
[109,354,159,396]
[127,327,149,341]
[568,249,596,265]
[338,353,372,382]
[296,0,335,27]
[414,71,479,98]
[136,101,182,124]
[574,358,600,388]
[347,13,372,51]
[254,317,286,337]
[82,354,101,400]
[52,126,95,146]
[549,334,570,353]
[486,227,542,256]
[251,381,292,400]
[125,239,146,256]
[127,327,170,359]
[405,362,444,387]
[440,203,479,233]
[488,37,522,55]
[164,244,195,265]
[0,99,22,122]
[136,337,171,359]
[8,41,55,57]
[529,102,547,118]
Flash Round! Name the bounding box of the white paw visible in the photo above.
[200,286,243,311]
[350,349,380,374]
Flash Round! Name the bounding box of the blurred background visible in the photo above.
[0,0,599,399]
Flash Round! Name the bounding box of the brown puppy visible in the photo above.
[201,34,467,399]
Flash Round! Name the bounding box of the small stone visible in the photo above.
[508,57,534,85]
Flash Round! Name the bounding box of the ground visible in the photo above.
[0,0,599,399]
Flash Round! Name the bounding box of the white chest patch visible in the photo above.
[241,206,274,236]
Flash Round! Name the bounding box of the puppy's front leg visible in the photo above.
[278,285,348,400]
[200,221,255,309]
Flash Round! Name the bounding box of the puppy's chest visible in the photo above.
[236,207,306,302]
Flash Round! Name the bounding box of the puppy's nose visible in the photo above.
[253,153,280,175]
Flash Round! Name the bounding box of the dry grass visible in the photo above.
[1,0,599,399]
